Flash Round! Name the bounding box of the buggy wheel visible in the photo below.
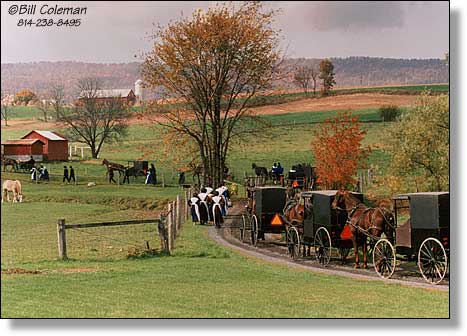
[287,226,300,260]
[240,215,246,242]
[373,239,396,279]
[314,227,331,266]
[250,215,258,247]
[418,237,448,284]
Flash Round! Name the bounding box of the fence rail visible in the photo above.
[57,190,193,260]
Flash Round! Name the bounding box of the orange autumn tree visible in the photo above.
[311,111,369,189]
[142,2,282,186]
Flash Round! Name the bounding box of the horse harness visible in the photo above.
[336,204,394,240]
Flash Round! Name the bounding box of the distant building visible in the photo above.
[21,130,68,161]
[76,79,144,106]
[77,88,137,106]
[1,139,45,161]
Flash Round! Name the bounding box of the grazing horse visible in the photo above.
[252,163,268,181]
[332,188,394,269]
[2,180,23,203]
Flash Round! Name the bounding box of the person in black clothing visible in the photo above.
[178,171,185,186]
[123,167,130,184]
[63,166,69,183]
[109,169,116,184]
[149,164,157,185]
[69,166,76,183]
[40,165,49,182]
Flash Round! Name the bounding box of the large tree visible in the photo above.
[57,78,130,159]
[386,93,449,191]
[142,1,282,186]
[319,59,336,96]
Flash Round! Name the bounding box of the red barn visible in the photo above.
[21,130,69,161]
[1,139,45,161]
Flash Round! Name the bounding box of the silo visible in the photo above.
[135,79,143,104]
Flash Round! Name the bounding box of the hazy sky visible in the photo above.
[1,1,449,63]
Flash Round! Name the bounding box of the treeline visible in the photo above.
[1,57,448,100]
[282,57,448,89]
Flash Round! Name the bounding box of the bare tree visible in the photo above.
[293,65,313,95]
[310,66,319,95]
[57,78,130,159]
[142,2,282,186]
[1,90,9,126]
[37,99,51,122]
[50,84,65,121]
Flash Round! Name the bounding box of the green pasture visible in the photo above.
[1,103,449,317]
[1,203,448,317]
[1,107,393,185]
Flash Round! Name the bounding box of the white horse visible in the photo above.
[2,180,23,203]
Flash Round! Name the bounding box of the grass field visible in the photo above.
[1,205,449,318]
[1,97,449,317]
[1,107,393,186]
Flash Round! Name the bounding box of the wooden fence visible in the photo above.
[57,191,192,260]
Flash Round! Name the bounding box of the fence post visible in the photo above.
[176,194,182,231]
[167,203,173,252]
[158,213,169,255]
[172,201,177,239]
[57,218,67,260]
[184,190,189,221]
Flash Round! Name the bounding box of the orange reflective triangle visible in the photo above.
[271,214,283,225]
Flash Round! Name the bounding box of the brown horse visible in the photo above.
[102,159,125,171]
[283,199,305,226]
[332,189,395,269]
[102,159,125,178]
[283,197,314,257]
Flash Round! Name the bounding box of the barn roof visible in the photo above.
[1,139,45,146]
[23,130,67,141]
[78,89,134,99]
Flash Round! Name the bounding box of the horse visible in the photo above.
[102,159,125,178]
[283,195,316,257]
[1,155,18,172]
[252,163,268,181]
[2,180,23,203]
[102,159,125,171]
[331,188,395,269]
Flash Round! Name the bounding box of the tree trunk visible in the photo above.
[91,144,98,159]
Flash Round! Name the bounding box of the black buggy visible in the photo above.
[126,160,148,178]
[286,164,318,191]
[285,190,363,265]
[387,192,450,284]
[240,186,287,246]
